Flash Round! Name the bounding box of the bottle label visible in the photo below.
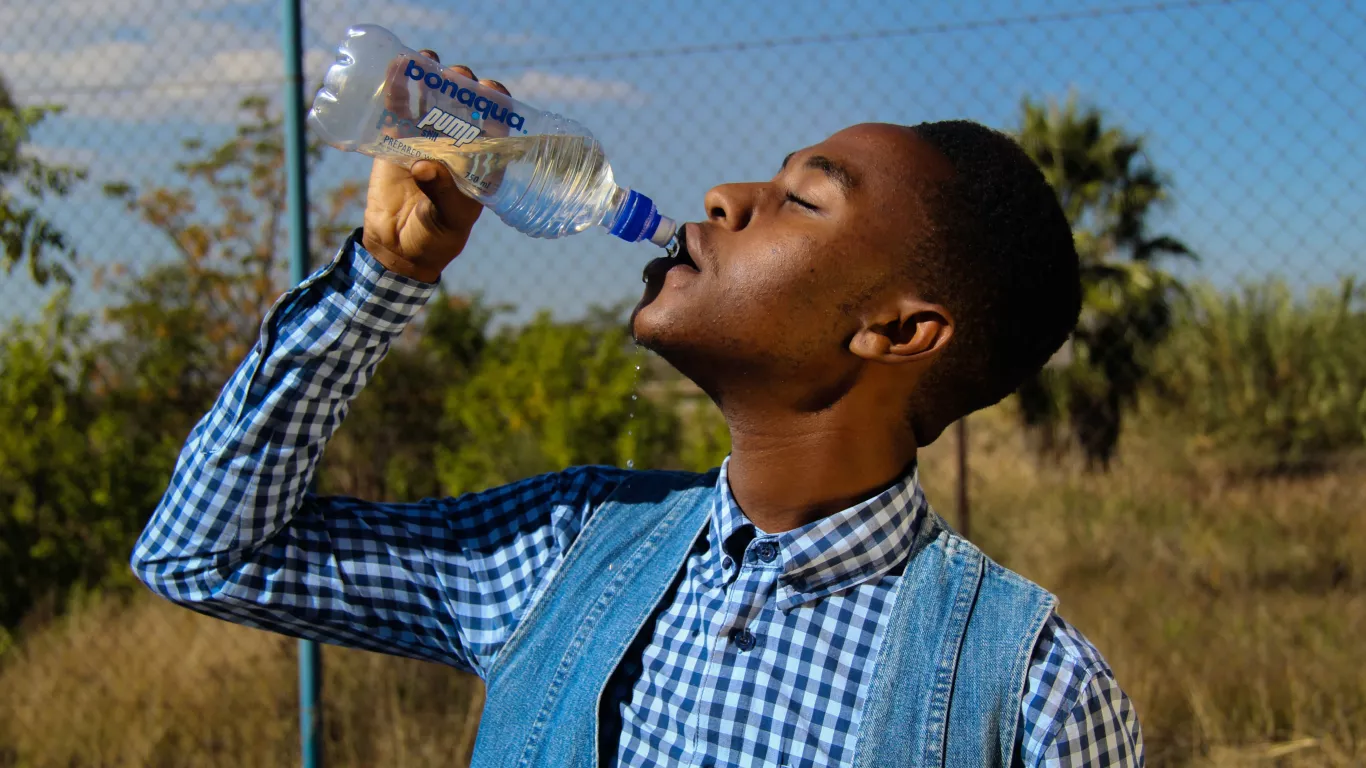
[415,107,481,146]
[402,59,529,134]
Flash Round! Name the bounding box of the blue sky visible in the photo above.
[2,0,1362,323]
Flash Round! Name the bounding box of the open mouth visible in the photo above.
[642,225,700,283]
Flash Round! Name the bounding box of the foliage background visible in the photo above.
[1,1,1363,765]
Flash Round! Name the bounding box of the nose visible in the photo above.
[704,182,763,231]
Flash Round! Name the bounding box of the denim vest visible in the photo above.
[471,469,1057,768]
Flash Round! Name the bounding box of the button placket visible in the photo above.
[754,540,778,563]
[730,628,758,652]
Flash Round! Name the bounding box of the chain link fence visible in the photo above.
[1,1,1362,765]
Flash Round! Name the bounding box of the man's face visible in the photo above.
[632,123,955,401]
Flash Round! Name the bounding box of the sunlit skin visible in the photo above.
[629,124,962,533]
[363,54,963,534]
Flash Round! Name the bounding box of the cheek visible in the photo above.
[718,233,832,310]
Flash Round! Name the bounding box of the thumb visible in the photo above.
[411,160,480,230]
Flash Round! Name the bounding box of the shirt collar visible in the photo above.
[709,456,927,611]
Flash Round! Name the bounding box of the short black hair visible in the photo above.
[905,119,1081,442]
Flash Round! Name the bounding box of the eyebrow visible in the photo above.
[782,152,859,194]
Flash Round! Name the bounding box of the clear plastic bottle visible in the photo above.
[308,24,676,248]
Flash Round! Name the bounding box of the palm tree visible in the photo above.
[1013,94,1193,469]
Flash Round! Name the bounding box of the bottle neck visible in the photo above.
[606,188,672,246]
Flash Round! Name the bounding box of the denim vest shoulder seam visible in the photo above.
[1002,594,1058,765]
[923,535,986,768]
[951,544,1058,767]
[592,489,713,764]
[852,507,1057,768]
[484,469,713,767]
[486,469,704,679]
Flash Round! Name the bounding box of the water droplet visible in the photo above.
[631,394,638,401]
[635,365,641,371]
[626,459,635,469]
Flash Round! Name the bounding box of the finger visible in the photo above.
[480,78,511,97]
[473,76,514,139]
[439,66,480,133]
[382,56,412,121]
[411,160,481,228]
[413,51,443,119]
[446,64,477,82]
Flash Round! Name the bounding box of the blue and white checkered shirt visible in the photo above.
[133,236,1144,767]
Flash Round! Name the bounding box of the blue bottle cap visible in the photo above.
[610,190,663,244]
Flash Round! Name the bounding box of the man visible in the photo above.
[133,52,1143,767]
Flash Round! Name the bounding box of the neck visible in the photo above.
[722,399,918,533]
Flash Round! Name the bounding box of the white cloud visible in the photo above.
[314,0,443,29]
[0,19,336,122]
[303,0,547,48]
[0,0,256,27]
[20,144,102,168]
[16,144,147,185]
[0,2,627,125]
[502,71,644,105]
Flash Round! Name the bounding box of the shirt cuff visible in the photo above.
[322,229,438,334]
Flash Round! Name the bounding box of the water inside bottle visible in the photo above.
[370,133,620,238]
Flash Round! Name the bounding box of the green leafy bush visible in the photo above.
[1154,276,1366,469]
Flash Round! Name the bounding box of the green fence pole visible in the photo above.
[279,0,322,766]
[281,0,309,288]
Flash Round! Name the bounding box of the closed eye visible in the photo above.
[785,192,819,211]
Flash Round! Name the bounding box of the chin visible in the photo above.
[630,301,716,390]
[630,288,677,347]
[630,303,674,358]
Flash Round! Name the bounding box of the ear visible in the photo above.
[848,297,953,365]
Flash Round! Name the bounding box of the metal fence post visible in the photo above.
[280,0,321,765]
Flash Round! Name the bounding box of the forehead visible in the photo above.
[804,123,955,194]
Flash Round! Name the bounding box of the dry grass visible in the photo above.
[0,596,484,766]
[919,406,1366,766]
[2,405,1362,766]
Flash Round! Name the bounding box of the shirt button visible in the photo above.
[731,628,758,652]
[722,556,733,569]
[755,541,778,563]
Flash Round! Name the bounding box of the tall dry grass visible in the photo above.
[2,405,1363,766]
[919,406,1366,766]
[0,594,484,766]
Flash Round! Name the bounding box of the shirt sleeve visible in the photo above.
[130,230,630,677]
[1017,612,1145,767]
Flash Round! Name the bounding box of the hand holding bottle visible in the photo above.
[310,24,678,283]
[361,50,512,283]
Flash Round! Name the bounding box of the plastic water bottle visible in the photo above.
[308,24,677,248]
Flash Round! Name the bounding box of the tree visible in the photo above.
[1154,276,1366,471]
[101,95,364,441]
[436,307,681,496]
[0,95,365,633]
[0,292,162,630]
[0,74,85,286]
[1014,94,1193,469]
[320,292,504,501]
